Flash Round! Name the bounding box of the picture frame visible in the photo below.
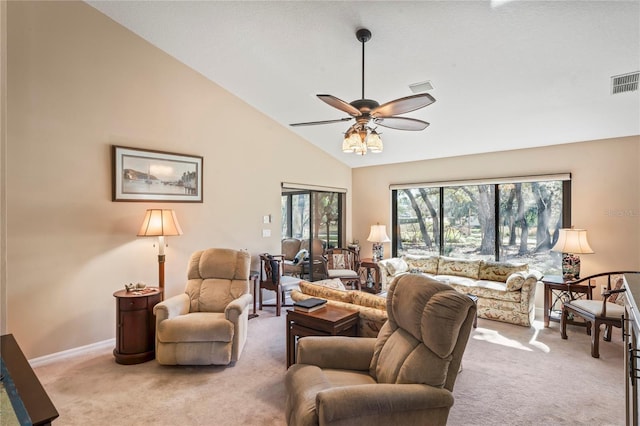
[112,145,203,202]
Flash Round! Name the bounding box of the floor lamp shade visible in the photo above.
[367,224,391,261]
[137,209,183,297]
[551,228,593,280]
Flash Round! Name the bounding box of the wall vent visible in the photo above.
[611,71,639,94]
[409,80,434,93]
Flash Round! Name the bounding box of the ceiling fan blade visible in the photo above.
[290,117,353,127]
[373,116,430,131]
[371,94,435,118]
[317,94,362,117]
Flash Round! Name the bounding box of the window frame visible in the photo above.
[391,175,572,266]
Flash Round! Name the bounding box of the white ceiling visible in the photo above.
[86,1,640,168]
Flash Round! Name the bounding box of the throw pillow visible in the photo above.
[505,272,526,291]
[332,254,346,269]
[293,249,308,265]
[608,276,625,305]
[381,258,409,276]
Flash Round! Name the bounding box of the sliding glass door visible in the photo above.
[281,187,345,280]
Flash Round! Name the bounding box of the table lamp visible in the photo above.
[367,224,391,261]
[551,227,593,280]
[137,209,183,298]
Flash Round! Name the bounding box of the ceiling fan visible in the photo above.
[290,28,435,155]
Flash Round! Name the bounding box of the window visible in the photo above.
[392,175,570,274]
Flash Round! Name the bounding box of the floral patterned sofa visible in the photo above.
[377,255,543,327]
[290,279,387,337]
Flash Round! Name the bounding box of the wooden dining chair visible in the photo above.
[258,253,301,316]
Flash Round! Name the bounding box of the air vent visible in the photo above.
[611,71,639,94]
[409,80,434,93]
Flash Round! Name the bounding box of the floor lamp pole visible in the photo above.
[158,254,165,300]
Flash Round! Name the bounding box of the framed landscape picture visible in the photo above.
[112,145,203,202]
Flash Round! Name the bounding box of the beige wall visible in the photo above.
[352,136,640,308]
[6,1,351,358]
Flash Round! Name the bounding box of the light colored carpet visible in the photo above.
[33,311,624,425]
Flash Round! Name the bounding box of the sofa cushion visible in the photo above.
[437,257,481,279]
[299,280,352,303]
[379,258,409,276]
[437,275,522,303]
[402,254,439,274]
[351,290,387,311]
[157,312,232,343]
[479,260,528,283]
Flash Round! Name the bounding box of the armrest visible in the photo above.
[527,269,544,281]
[317,383,453,424]
[297,336,376,371]
[225,293,253,322]
[604,288,626,298]
[153,293,190,322]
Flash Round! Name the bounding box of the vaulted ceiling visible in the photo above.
[87,1,640,168]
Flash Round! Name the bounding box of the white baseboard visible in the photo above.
[29,338,115,368]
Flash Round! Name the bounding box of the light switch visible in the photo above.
[263,215,271,224]
[262,229,271,237]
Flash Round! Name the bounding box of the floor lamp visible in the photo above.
[137,209,183,299]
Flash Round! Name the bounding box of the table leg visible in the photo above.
[286,316,294,368]
[544,285,550,327]
[249,271,259,320]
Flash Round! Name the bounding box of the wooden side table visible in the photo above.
[113,288,162,364]
[359,258,383,294]
[543,275,593,327]
[286,305,359,368]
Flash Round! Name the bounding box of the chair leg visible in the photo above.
[560,306,568,340]
[259,286,263,310]
[276,284,282,317]
[603,324,612,341]
[592,322,601,358]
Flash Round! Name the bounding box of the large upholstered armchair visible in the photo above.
[153,248,252,365]
[285,274,476,426]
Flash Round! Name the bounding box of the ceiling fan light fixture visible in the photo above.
[342,128,356,152]
[289,27,434,156]
[366,129,383,153]
[348,130,362,152]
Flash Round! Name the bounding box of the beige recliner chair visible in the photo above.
[153,248,252,365]
[285,273,476,426]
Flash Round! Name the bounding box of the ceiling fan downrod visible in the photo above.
[356,28,371,100]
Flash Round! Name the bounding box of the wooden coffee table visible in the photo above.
[286,304,359,368]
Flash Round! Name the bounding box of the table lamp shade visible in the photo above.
[137,209,183,237]
[551,228,593,280]
[367,224,391,261]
